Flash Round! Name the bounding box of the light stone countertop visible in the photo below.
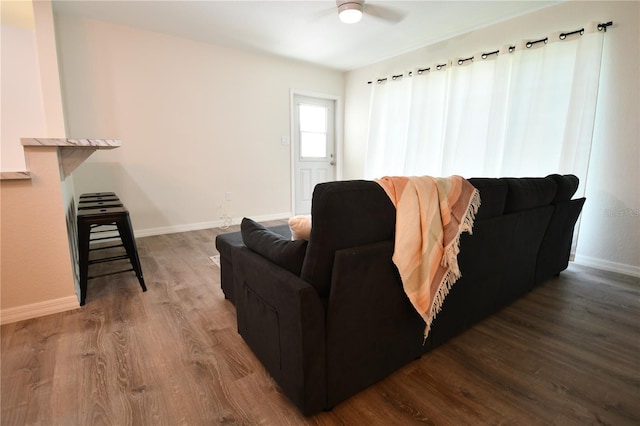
[21,138,121,148]
[1,139,122,181]
[0,171,32,180]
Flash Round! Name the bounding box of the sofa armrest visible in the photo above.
[231,246,326,415]
[535,197,586,284]
[325,241,425,408]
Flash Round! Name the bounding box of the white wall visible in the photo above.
[0,1,46,171]
[55,16,344,236]
[344,1,639,275]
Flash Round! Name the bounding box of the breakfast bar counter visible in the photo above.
[1,138,121,323]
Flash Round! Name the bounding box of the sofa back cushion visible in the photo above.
[547,174,579,202]
[300,180,396,297]
[503,177,557,213]
[467,178,508,220]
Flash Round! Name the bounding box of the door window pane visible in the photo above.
[299,104,328,158]
[299,105,326,132]
[300,132,327,158]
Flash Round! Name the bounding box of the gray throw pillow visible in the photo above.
[241,217,308,276]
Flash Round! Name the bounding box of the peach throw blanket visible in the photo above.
[375,176,480,341]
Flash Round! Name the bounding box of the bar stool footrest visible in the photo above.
[89,268,135,280]
[89,254,130,264]
[90,243,125,252]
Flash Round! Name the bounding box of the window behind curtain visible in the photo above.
[365,23,606,199]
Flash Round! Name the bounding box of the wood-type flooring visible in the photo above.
[2,224,639,425]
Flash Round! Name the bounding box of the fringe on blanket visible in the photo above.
[424,188,481,343]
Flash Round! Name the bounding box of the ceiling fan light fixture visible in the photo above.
[338,1,363,24]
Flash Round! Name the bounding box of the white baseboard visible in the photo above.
[573,255,640,278]
[1,295,79,325]
[134,213,291,238]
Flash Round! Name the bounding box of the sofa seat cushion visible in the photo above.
[241,218,308,276]
[215,230,244,258]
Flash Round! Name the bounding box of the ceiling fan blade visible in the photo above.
[307,5,337,23]
[365,4,406,24]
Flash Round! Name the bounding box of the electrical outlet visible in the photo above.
[225,192,232,201]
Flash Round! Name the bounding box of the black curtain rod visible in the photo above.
[368,21,613,85]
[560,28,584,40]
[481,50,500,59]
[526,37,548,48]
[598,21,613,31]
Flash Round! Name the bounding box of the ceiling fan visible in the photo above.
[335,1,405,24]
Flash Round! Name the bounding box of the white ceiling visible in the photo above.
[52,0,561,71]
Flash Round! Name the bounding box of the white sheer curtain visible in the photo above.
[365,23,606,197]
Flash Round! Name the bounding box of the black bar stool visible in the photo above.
[78,193,123,254]
[77,200,124,210]
[79,192,117,199]
[77,205,146,305]
[78,196,120,204]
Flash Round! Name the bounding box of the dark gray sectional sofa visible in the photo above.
[214,174,585,415]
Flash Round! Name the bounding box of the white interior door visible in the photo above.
[293,95,336,214]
